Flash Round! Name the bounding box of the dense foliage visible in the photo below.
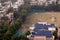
[0,5,29,40]
[29,4,60,12]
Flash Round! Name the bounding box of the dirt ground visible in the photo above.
[21,12,60,31]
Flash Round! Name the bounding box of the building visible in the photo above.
[17,0,24,6]
[12,0,24,11]
[0,6,6,17]
[29,22,56,40]
[30,0,57,6]
[30,22,56,32]
[32,30,54,40]
[0,0,12,17]
[30,0,37,5]
[37,0,46,5]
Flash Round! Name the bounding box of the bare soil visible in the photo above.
[21,12,60,31]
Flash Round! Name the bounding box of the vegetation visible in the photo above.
[25,30,31,35]
[0,1,60,40]
[45,4,60,11]
[29,4,60,12]
[53,28,58,40]
[0,5,29,40]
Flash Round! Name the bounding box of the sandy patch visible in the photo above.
[21,12,60,31]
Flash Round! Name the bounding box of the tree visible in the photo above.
[1,15,9,21]
[13,11,20,19]
[25,30,30,35]
[0,4,29,40]
[53,30,57,39]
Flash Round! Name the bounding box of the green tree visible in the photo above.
[13,11,20,19]
[53,30,57,39]
[0,4,29,40]
[25,30,30,35]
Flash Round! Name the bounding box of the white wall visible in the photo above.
[48,27,56,31]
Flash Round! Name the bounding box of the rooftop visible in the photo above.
[32,30,52,38]
[31,22,55,38]
[35,23,55,29]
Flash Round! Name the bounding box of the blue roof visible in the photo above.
[31,23,55,37]
[35,23,55,29]
[46,24,55,27]
[32,30,52,37]
[35,24,48,29]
